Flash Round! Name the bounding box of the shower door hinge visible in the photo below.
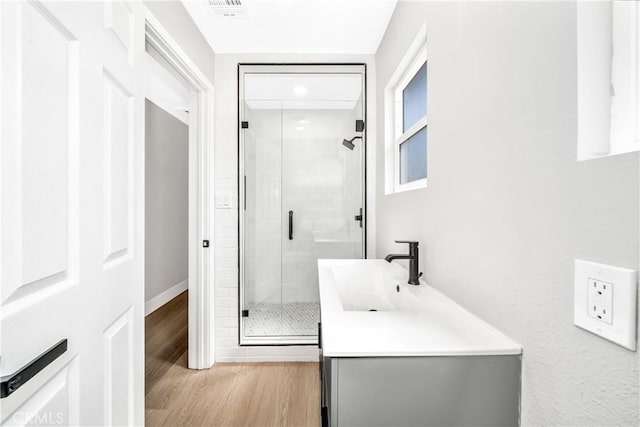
[355,119,365,132]
[241,309,249,317]
[241,121,249,129]
[202,240,210,248]
[354,208,363,228]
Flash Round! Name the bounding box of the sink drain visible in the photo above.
[368,309,377,312]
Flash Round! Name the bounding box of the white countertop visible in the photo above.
[318,259,523,357]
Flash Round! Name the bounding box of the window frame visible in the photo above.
[393,45,428,193]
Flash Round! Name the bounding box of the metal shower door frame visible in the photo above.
[237,63,367,346]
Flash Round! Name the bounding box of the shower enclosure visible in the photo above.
[239,65,366,345]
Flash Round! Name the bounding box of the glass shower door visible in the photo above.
[242,101,284,338]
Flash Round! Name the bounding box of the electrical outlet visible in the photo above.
[574,259,638,351]
[586,278,613,324]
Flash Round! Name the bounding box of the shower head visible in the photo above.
[342,136,362,151]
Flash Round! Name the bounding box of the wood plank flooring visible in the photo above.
[145,292,320,426]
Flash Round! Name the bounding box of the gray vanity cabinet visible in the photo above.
[320,333,522,426]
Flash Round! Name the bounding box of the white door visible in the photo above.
[1,1,145,425]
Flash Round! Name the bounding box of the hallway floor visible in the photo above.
[145,292,320,426]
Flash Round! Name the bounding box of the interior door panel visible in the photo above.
[1,1,145,425]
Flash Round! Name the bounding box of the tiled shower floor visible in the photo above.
[244,302,320,337]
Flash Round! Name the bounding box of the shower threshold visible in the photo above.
[241,301,319,345]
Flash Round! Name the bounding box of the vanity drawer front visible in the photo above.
[333,355,521,427]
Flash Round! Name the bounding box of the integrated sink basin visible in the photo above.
[318,259,522,357]
[330,261,424,312]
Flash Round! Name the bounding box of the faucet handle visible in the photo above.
[395,240,419,246]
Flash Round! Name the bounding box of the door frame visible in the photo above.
[144,10,215,369]
[237,63,367,346]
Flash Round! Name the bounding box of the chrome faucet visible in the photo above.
[385,240,422,285]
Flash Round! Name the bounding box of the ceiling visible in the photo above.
[181,0,398,54]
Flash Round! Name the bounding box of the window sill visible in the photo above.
[578,145,640,162]
[391,178,427,194]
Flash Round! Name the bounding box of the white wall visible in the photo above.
[144,100,188,309]
[376,2,639,426]
[214,53,376,361]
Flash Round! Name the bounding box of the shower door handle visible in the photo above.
[288,210,293,240]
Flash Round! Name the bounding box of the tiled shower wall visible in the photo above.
[213,54,376,362]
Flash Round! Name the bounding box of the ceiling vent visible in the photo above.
[208,0,248,18]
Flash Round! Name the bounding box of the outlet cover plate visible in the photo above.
[574,259,638,350]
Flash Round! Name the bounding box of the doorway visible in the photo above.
[143,50,190,393]
[238,65,367,346]
[144,46,190,317]
[144,13,215,369]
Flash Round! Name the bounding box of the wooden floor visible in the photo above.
[145,292,320,426]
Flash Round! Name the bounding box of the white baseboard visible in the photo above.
[145,279,188,316]
[215,356,319,363]
[214,346,319,363]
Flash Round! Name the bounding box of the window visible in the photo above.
[385,27,428,194]
[395,59,427,189]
